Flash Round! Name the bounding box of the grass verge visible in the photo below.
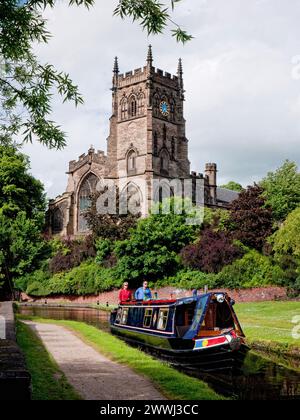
[16,320,81,400]
[17,316,224,400]
[235,301,300,354]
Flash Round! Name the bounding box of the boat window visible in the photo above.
[120,308,129,325]
[157,309,169,330]
[143,309,153,328]
[116,308,122,323]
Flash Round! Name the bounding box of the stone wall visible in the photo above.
[0,302,31,400]
[21,286,288,306]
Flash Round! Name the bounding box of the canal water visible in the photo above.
[19,305,300,400]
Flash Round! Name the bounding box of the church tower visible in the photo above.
[47,48,236,238]
[106,46,190,211]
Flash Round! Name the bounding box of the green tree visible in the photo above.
[0,145,45,218]
[113,198,199,286]
[260,160,300,222]
[215,249,284,289]
[269,208,300,289]
[1,1,190,149]
[229,184,273,251]
[220,181,243,192]
[0,145,47,298]
[0,212,48,297]
[85,187,139,241]
[271,208,300,259]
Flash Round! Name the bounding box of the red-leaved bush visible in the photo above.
[229,184,273,251]
[180,228,243,274]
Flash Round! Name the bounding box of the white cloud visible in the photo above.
[23,0,300,197]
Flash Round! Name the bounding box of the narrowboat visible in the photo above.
[110,292,248,369]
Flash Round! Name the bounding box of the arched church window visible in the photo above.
[127,149,137,175]
[171,137,175,160]
[120,97,127,120]
[129,95,137,118]
[170,100,175,122]
[153,93,160,116]
[78,173,98,232]
[121,183,142,216]
[137,92,145,116]
[160,149,169,175]
[153,132,158,156]
[163,124,167,143]
[52,207,63,234]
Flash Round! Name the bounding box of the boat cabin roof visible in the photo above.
[119,293,225,307]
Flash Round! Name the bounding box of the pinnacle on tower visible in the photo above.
[112,56,119,91]
[177,58,183,87]
[147,45,153,66]
[113,56,119,74]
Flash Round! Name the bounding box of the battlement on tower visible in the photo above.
[117,66,179,89]
[118,66,148,87]
[68,147,107,174]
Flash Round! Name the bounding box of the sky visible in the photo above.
[22,0,300,198]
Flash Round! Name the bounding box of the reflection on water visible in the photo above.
[182,351,300,400]
[19,305,111,332]
[19,305,300,400]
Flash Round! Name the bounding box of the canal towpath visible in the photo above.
[23,321,165,400]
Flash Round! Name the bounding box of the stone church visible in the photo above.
[48,47,238,237]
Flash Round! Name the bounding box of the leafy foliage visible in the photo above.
[271,207,300,259]
[0,145,47,297]
[261,160,300,222]
[220,181,243,192]
[85,188,139,241]
[202,207,231,230]
[95,237,116,268]
[180,228,243,274]
[17,260,119,297]
[156,269,218,291]
[215,250,284,289]
[0,1,94,147]
[229,184,273,250]
[48,235,96,274]
[113,198,199,286]
[269,207,300,290]
[1,1,191,147]
[0,145,45,218]
[0,211,49,297]
[114,0,192,43]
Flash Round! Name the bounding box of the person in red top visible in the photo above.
[118,282,132,303]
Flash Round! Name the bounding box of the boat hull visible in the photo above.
[110,324,248,371]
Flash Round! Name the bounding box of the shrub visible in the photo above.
[114,198,199,286]
[50,261,119,295]
[215,250,284,289]
[15,268,51,297]
[26,281,49,297]
[260,160,300,222]
[229,184,273,250]
[180,228,243,274]
[16,261,120,297]
[220,181,243,192]
[156,269,218,291]
[268,208,300,290]
[203,208,231,230]
[49,235,96,274]
[95,238,114,266]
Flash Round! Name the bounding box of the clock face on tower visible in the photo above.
[159,101,169,116]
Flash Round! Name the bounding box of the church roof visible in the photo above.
[216,187,239,204]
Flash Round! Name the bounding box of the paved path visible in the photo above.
[23,321,165,400]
